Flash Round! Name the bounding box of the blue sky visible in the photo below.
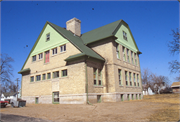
[1,1,179,87]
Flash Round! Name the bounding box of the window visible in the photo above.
[60,45,66,52]
[46,33,50,41]
[136,94,138,100]
[39,53,43,60]
[132,94,134,100]
[62,69,67,77]
[32,55,36,62]
[53,92,59,103]
[134,53,137,65]
[123,46,126,61]
[137,74,139,86]
[123,31,127,40]
[127,94,129,101]
[131,51,134,64]
[45,51,49,63]
[93,68,97,85]
[97,95,101,103]
[52,48,57,55]
[53,71,59,78]
[127,49,130,63]
[134,73,136,86]
[125,71,128,86]
[116,43,120,59]
[118,69,122,85]
[47,73,51,79]
[36,75,41,81]
[121,94,123,101]
[98,69,102,85]
[30,76,34,82]
[42,74,46,80]
[35,97,39,104]
[129,72,132,86]
[94,68,102,86]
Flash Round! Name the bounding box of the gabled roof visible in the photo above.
[20,19,141,71]
[81,20,121,45]
[171,82,180,87]
[48,22,105,61]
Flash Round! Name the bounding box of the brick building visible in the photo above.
[18,18,143,104]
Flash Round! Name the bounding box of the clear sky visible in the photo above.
[1,1,179,87]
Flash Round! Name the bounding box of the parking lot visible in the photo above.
[1,94,179,122]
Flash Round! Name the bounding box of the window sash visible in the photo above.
[36,75,41,81]
[60,45,66,52]
[32,55,36,62]
[31,76,34,82]
[47,73,51,79]
[62,70,67,77]
[43,74,46,80]
[53,71,59,78]
[52,48,57,55]
[118,69,121,85]
[46,33,50,41]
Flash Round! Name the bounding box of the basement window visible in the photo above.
[97,95,101,103]
[46,33,50,41]
[35,97,39,104]
[53,92,59,104]
[121,94,123,101]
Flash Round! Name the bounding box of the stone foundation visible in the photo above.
[23,92,143,104]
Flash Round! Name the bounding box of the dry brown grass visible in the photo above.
[143,93,180,121]
[1,93,180,121]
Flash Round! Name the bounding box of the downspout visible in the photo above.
[85,57,93,105]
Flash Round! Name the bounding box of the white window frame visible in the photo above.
[123,31,127,40]
[39,53,43,60]
[60,45,66,52]
[116,43,120,59]
[52,48,57,55]
[32,55,36,62]
[46,33,50,41]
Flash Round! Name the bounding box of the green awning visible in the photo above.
[18,68,30,74]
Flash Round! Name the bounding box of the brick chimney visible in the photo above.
[66,18,81,36]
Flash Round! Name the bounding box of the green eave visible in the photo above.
[64,53,86,61]
[18,68,30,74]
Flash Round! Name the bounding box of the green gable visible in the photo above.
[31,24,69,57]
[115,23,138,52]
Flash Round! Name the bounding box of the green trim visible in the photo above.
[18,68,30,74]
[97,95,101,103]
[35,97,38,104]
[121,94,123,101]
[52,92,59,104]
[61,69,67,77]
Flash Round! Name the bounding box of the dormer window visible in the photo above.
[46,33,50,41]
[123,31,127,41]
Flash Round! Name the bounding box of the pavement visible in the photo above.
[0,113,53,122]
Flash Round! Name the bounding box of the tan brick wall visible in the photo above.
[23,42,81,73]
[87,38,142,94]
[22,42,85,98]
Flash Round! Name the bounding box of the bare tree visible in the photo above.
[168,29,180,81]
[142,68,170,94]
[141,68,152,91]
[0,53,14,83]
